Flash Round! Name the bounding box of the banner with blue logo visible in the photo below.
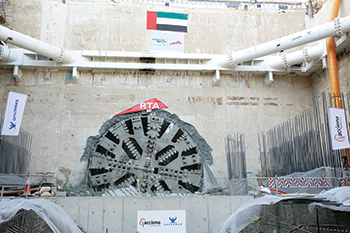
[137,210,186,233]
[1,91,27,136]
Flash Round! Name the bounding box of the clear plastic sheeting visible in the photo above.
[213,187,350,233]
[0,175,26,187]
[202,162,222,194]
[212,195,284,233]
[228,179,248,195]
[0,198,82,233]
[263,167,350,194]
[309,187,350,213]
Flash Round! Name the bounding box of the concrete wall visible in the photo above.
[311,51,350,95]
[12,0,306,53]
[306,0,350,27]
[55,195,253,233]
[1,0,345,188]
[308,0,350,95]
[0,69,314,187]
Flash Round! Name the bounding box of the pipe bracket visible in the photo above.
[213,70,220,86]
[228,53,236,67]
[13,65,22,81]
[303,46,312,63]
[0,45,4,61]
[281,53,290,69]
[334,17,343,37]
[56,49,65,63]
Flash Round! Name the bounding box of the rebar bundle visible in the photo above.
[225,134,246,180]
[0,116,32,174]
[259,92,350,177]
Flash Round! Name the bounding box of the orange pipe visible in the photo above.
[327,0,349,168]
[326,0,342,108]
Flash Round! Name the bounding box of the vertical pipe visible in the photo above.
[0,186,3,201]
[258,133,263,175]
[340,93,348,175]
[225,136,232,180]
[316,206,320,233]
[308,0,314,19]
[326,0,342,108]
[263,134,268,177]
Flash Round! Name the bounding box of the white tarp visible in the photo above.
[212,195,284,233]
[150,31,184,52]
[213,187,350,233]
[309,187,350,212]
[329,107,350,150]
[1,91,27,136]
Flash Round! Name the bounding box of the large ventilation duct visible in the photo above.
[0,14,348,75]
[217,16,350,68]
[0,44,18,62]
[0,25,77,63]
[269,43,324,70]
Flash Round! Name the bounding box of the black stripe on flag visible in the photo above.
[157,24,187,33]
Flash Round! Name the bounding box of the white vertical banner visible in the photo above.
[1,91,28,136]
[137,210,186,233]
[329,107,350,150]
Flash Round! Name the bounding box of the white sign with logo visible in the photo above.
[329,107,350,150]
[137,210,186,233]
[150,31,184,52]
[1,91,28,136]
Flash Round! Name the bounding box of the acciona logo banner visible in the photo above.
[137,210,186,233]
[329,107,350,150]
[1,91,28,136]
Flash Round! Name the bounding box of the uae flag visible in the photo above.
[147,11,188,33]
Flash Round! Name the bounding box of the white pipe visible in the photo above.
[217,16,350,68]
[269,43,324,69]
[0,26,77,63]
[0,45,18,62]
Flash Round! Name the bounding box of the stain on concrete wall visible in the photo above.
[188,96,223,105]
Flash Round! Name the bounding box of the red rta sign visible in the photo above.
[115,98,168,116]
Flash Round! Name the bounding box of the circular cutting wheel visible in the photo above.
[87,111,205,195]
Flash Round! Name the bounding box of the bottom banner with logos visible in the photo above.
[137,210,186,233]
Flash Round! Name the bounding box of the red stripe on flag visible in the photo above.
[147,11,157,30]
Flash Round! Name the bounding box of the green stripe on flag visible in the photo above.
[157,12,188,20]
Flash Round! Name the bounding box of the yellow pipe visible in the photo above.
[326,0,342,108]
